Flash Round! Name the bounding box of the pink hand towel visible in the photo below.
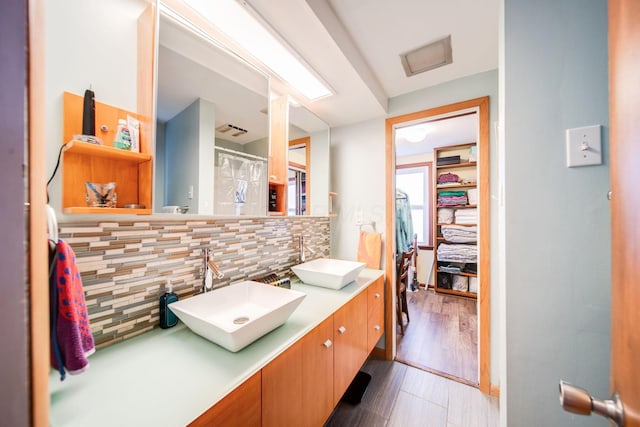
[357,230,382,269]
[50,239,95,380]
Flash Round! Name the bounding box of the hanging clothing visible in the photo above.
[50,239,95,381]
[396,189,414,256]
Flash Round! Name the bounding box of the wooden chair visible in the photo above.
[396,248,413,335]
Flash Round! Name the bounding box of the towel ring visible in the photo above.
[358,221,376,232]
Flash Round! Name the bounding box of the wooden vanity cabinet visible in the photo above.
[367,276,384,351]
[262,339,304,427]
[262,316,334,427]
[301,316,335,427]
[333,290,368,404]
[189,371,261,427]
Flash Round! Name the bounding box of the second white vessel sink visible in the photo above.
[291,258,366,290]
[168,281,306,352]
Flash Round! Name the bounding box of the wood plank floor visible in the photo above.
[324,356,499,426]
[396,288,478,384]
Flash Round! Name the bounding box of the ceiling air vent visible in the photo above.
[216,123,248,137]
[400,35,452,77]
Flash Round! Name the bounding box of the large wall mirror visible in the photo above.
[44,0,331,219]
[154,7,270,216]
[288,105,330,216]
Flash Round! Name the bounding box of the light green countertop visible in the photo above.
[49,269,384,427]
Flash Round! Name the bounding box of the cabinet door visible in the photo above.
[301,316,334,427]
[262,341,303,427]
[333,290,368,404]
[189,371,261,427]
[367,276,384,352]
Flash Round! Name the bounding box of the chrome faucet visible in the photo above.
[298,234,316,263]
[201,248,224,292]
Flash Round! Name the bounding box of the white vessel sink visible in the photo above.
[168,281,305,352]
[291,258,366,290]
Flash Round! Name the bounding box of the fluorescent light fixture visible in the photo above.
[182,0,332,101]
[397,123,435,143]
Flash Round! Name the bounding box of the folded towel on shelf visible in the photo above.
[469,277,479,293]
[437,191,468,206]
[437,243,478,263]
[455,208,478,225]
[441,225,477,243]
[437,172,459,184]
[357,230,382,269]
[462,177,477,185]
[50,239,95,381]
[467,188,478,205]
[452,275,469,292]
[437,208,454,224]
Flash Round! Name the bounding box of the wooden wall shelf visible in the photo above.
[62,92,153,214]
[63,207,151,215]
[63,140,152,163]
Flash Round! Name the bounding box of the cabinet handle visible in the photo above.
[374,293,381,298]
[323,339,332,348]
[374,325,381,331]
[338,326,346,334]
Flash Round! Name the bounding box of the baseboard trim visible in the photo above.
[490,384,500,398]
[370,347,386,360]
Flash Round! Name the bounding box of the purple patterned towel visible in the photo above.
[50,239,95,380]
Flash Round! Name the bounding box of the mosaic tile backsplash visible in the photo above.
[59,217,330,349]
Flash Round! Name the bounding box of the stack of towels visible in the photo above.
[437,243,478,263]
[437,172,460,185]
[441,225,477,243]
[455,208,477,225]
[437,208,454,224]
[437,191,467,206]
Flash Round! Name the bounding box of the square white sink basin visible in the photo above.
[168,281,305,352]
[290,258,366,290]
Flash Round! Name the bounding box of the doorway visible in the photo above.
[384,97,491,393]
[394,112,479,385]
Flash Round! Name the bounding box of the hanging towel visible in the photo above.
[357,230,382,269]
[50,239,95,381]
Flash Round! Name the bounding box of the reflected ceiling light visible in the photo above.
[397,123,435,143]
[182,0,332,101]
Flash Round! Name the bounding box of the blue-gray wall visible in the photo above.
[503,1,610,425]
[166,100,200,212]
[154,121,166,212]
[1,0,29,424]
[165,99,216,214]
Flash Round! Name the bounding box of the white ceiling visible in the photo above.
[250,0,499,126]
[157,0,498,141]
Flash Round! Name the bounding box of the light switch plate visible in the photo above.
[566,125,602,167]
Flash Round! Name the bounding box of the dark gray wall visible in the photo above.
[0,0,30,425]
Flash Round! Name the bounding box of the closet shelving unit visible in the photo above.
[432,142,478,299]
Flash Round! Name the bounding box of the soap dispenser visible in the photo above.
[159,279,178,329]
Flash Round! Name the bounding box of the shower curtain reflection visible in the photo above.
[214,152,267,216]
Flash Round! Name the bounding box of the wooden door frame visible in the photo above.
[384,96,491,394]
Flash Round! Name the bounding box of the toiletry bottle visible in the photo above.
[112,119,132,150]
[159,279,179,329]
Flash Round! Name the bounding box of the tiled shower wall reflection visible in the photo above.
[59,217,330,349]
